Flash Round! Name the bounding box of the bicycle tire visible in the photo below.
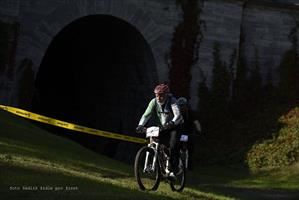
[134,146,160,191]
[170,158,186,192]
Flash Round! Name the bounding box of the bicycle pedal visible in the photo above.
[167,173,176,182]
[169,172,176,178]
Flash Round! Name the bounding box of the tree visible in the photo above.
[169,0,203,98]
[210,42,231,123]
[231,26,249,118]
[278,23,299,103]
[197,69,210,125]
[247,48,262,111]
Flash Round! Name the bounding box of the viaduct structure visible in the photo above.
[0,0,298,161]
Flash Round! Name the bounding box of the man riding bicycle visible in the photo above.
[136,83,183,177]
[177,97,201,170]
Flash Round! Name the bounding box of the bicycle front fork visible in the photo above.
[144,147,158,172]
[180,149,189,169]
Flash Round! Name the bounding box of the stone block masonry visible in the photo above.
[0,0,298,110]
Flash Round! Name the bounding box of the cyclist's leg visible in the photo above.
[188,135,194,170]
[169,129,180,173]
[159,130,169,148]
[159,130,171,174]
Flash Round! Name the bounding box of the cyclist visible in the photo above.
[136,83,183,177]
[177,97,201,170]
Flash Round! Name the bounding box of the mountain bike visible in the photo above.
[134,126,187,192]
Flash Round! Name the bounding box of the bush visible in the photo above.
[247,107,299,171]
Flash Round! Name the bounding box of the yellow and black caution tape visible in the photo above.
[0,105,147,144]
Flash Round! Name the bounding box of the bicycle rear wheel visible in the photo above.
[134,146,160,191]
[170,158,186,192]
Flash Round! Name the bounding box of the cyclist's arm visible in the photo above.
[138,99,155,126]
[189,112,201,133]
[193,120,201,133]
[170,100,183,125]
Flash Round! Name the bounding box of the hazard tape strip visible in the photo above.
[0,105,147,144]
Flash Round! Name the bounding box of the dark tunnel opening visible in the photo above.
[32,15,158,162]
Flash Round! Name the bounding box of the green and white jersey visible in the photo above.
[138,95,183,127]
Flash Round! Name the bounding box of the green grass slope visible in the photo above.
[0,109,298,200]
[0,109,235,200]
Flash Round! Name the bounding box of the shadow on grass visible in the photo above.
[73,161,132,179]
[0,133,133,180]
[194,185,299,200]
[0,164,173,200]
[186,167,299,200]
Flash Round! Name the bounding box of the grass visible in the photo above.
[230,163,299,190]
[0,109,298,199]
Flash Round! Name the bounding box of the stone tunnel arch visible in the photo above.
[32,14,158,161]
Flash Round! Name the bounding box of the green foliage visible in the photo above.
[247,107,299,171]
[245,24,299,171]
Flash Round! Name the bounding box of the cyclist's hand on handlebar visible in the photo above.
[136,125,146,134]
[164,121,175,130]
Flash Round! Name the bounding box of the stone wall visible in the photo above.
[0,0,182,107]
[190,0,244,108]
[190,0,299,108]
[243,2,299,85]
[0,0,298,109]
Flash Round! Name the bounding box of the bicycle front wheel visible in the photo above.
[134,146,160,191]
